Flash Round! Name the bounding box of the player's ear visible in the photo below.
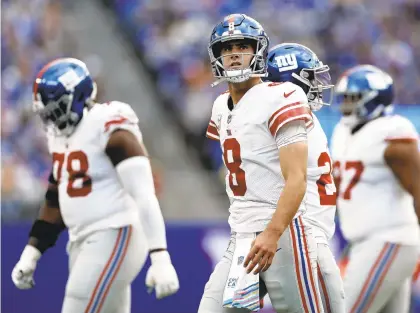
[105,129,147,166]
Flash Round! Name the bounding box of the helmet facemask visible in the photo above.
[209,36,268,87]
[292,63,334,111]
[337,90,381,118]
[33,92,80,136]
[33,82,97,137]
[337,90,387,128]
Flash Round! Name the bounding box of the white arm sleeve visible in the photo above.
[116,156,167,250]
[275,120,308,148]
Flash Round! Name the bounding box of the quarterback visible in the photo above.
[199,14,323,313]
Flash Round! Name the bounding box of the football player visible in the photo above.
[265,43,344,313]
[331,65,420,313]
[199,14,323,313]
[11,58,180,313]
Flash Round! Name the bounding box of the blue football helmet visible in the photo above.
[335,64,394,127]
[32,58,97,136]
[266,43,334,111]
[208,13,269,87]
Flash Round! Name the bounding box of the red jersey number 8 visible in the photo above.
[223,138,247,196]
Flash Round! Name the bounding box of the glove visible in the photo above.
[145,250,179,299]
[11,245,41,290]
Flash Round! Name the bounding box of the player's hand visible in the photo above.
[11,245,41,290]
[244,228,281,274]
[145,251,179,299]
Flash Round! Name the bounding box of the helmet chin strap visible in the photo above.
[292,72,311,87]
[225,68,252,82]
[211,71,267,87]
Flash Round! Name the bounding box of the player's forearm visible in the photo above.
[26,187,66,254]
[116,156,168,251]
[37,197,64,225]
[267,174,306,234]
[138,194,168,251]
[268,139,308,234]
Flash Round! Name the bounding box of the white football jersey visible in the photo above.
[304,114,337,243]
[48,101,142,241]
[206,81,313,233]
[331,114,420,245]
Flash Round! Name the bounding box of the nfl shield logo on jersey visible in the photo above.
[217,114,222,128]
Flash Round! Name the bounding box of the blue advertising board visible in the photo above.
[2,222,420,313]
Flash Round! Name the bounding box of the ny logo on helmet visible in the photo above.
[58,69,83,91]
[275,54,298,72]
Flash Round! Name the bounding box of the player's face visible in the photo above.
[220,41,254,71]
[340,93,361,116]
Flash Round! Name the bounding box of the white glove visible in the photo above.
[145,250,179,299]
[11,245,41,290]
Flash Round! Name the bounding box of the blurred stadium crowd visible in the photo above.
[2,0,66,218]
[108,0,420,168]
[1,0,107,219]
[2,0,420,218]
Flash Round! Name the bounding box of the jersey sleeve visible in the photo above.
[275,120,307,148]
[99,101,143,149]
[267,83,313,138]
[205,101,220,141]
[385,115,418,143]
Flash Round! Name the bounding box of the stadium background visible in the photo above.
[2,0,420,312]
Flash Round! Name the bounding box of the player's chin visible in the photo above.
[228,66,243,71]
